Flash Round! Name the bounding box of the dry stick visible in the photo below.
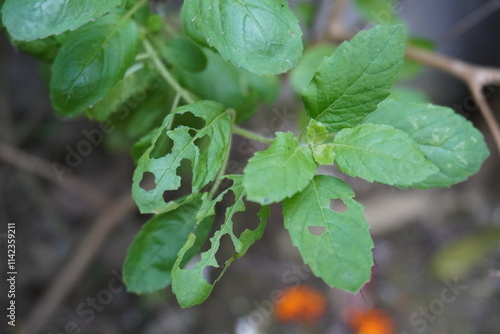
[323,0,349,42]
[0,142,136,331]
[441,0,500,43]
[404,46,500,154]
[0,141,112,208]
[22,193,137,334]
[328,25,500,154]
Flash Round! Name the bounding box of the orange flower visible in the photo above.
[274,285,327,324]
[347,308,395,334]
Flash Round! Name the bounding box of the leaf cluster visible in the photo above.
[1,0,489,308]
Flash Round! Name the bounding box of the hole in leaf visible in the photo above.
[308,226,326,236]
[330,198,347,213]
[203,233,236,284]
[181,253,201,269]
[174,111,206,129]
[150,131,174,159]
[194,134,210,151]
[221,189,236,208]
[203,177,234,198]
[232,201,260,238]
[163,159,192,203]
[202,266,219,284]
[188,128,197,137]
[139,172,156,191]
[215,234,235,266]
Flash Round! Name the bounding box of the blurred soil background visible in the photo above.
[1,0,500,333]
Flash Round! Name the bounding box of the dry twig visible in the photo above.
[0,142,137,332]
[0,141,112,208]
[21,193,136,334]
[327,1,500,155]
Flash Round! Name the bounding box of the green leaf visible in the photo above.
[312,144,335,165]
[332,123,439,186]
[13,36,60,62]
[171,176,270,307]
[106,79,173,157]
[161,38,207,72]
[431,227,500,280]
[123,198,213,293]
[290,44,336,94]
[302,25,405,132]
[177,48,278,123]
[184,0,303,75]
[363,99,489,188]
[181,0,208,47]
[283,175,373,292]
[2,0,124,41]
[389,87,430,103]
[132,100,233,214]
[243,132,317,204]
[131,130,157,165]
[355,0,400,25]
[306,119,329,144]
[50,12,139,116]
[86,62,156,121]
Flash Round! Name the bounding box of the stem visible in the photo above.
[208,137,232,199]
[232,125,273,144]
[134,52,151,61]
[208,110,236,198]
[142,38,196,104]
[125,0,148,20]
[170,92,182,114]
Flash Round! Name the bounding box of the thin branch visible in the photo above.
[0,141,112,208]
[22,193,137,334]
[441,0,500,43]
[324,0,349,42]
[232,125,274,144]
[327,8,500,154]
[405,46,500,153]
[142,37,197,105]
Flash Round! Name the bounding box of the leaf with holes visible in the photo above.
[183,0,303,75]
[171,176,270,307]
[332,123,438,186]
[302,25,405,132]
[123,197,213,293]
[50,11,140,116]
[2,0,124,41]
[132,100,233,214]
[283,175,373,292]
[333,124,438,187]
[243,132,317,205]
[363,99,489,188]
